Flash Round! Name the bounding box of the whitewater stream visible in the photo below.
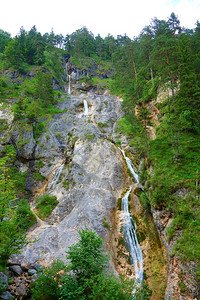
[48,162,65,190]
[119,148,143,295]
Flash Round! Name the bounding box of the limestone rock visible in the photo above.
[11,121,36,160]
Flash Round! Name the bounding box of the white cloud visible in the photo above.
[1,0,199,38]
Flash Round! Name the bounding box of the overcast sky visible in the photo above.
[1,0,199,38]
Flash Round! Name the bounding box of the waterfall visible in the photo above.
[48,162,65,190]
[121,187,143,295]
[84,99,89,115]
[118,148,139,183]
[119,147,143,295]
[68,75,71,95]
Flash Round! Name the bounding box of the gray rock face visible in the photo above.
[11,92,127,266]
[11,121,36,160]
[68,62,114,83]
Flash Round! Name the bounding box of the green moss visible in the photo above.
[85,134,95,141]
[118,198,122,210]
[97,122,109,128]
[103,218,111,230]
[63,179,70,191]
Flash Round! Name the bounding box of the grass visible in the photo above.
[35,195,59,220]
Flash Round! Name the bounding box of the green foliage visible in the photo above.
[0,145,29,269]
[31,229,134,300]
[85,134,95,141]
[67,228,109,279]
[35,195,58,220]
[133,281,152,299]
[31,260,66,300]
[33,172,45,182]
[103,218,111,230]
[36,160,45,169]
[15,199,37,230]
[98,122,109,128]
[0,29,11,53]
[44,46,64,84]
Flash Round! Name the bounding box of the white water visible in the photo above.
[121,187,143,295]
[48,162,65,190]
[84,99,89,115]
[68,75,71,95]
[119,147,143,295]
[118,148,139,183]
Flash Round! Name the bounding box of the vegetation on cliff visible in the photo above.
[31,228,136,300]
[0,11,200,298]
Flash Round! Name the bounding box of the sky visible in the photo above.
[1,0,200,38]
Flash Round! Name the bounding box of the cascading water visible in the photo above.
[121,187,143,295]
[84,99,89,115]
[119,148,143,296]
[119,148,139,183]
[68,75,71,95]
[48,162,65,190]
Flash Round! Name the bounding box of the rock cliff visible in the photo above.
[10,92,128,269]
[0,86,198,299]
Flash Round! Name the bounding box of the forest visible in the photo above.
[0,11,200,299]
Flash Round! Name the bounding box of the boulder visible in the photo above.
[9,265,22,276]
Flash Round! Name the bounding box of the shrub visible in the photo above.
[31,229,134,299]
[16,199,37,230]
[33,172,45,182]
[31,260,66,300]
[35,195,58,220]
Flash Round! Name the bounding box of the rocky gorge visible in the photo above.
[0,79,199,299]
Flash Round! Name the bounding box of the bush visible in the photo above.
[31,229,134,300]
[31,260,66,300]
[35,195,58,220]
[16,199,37,230]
